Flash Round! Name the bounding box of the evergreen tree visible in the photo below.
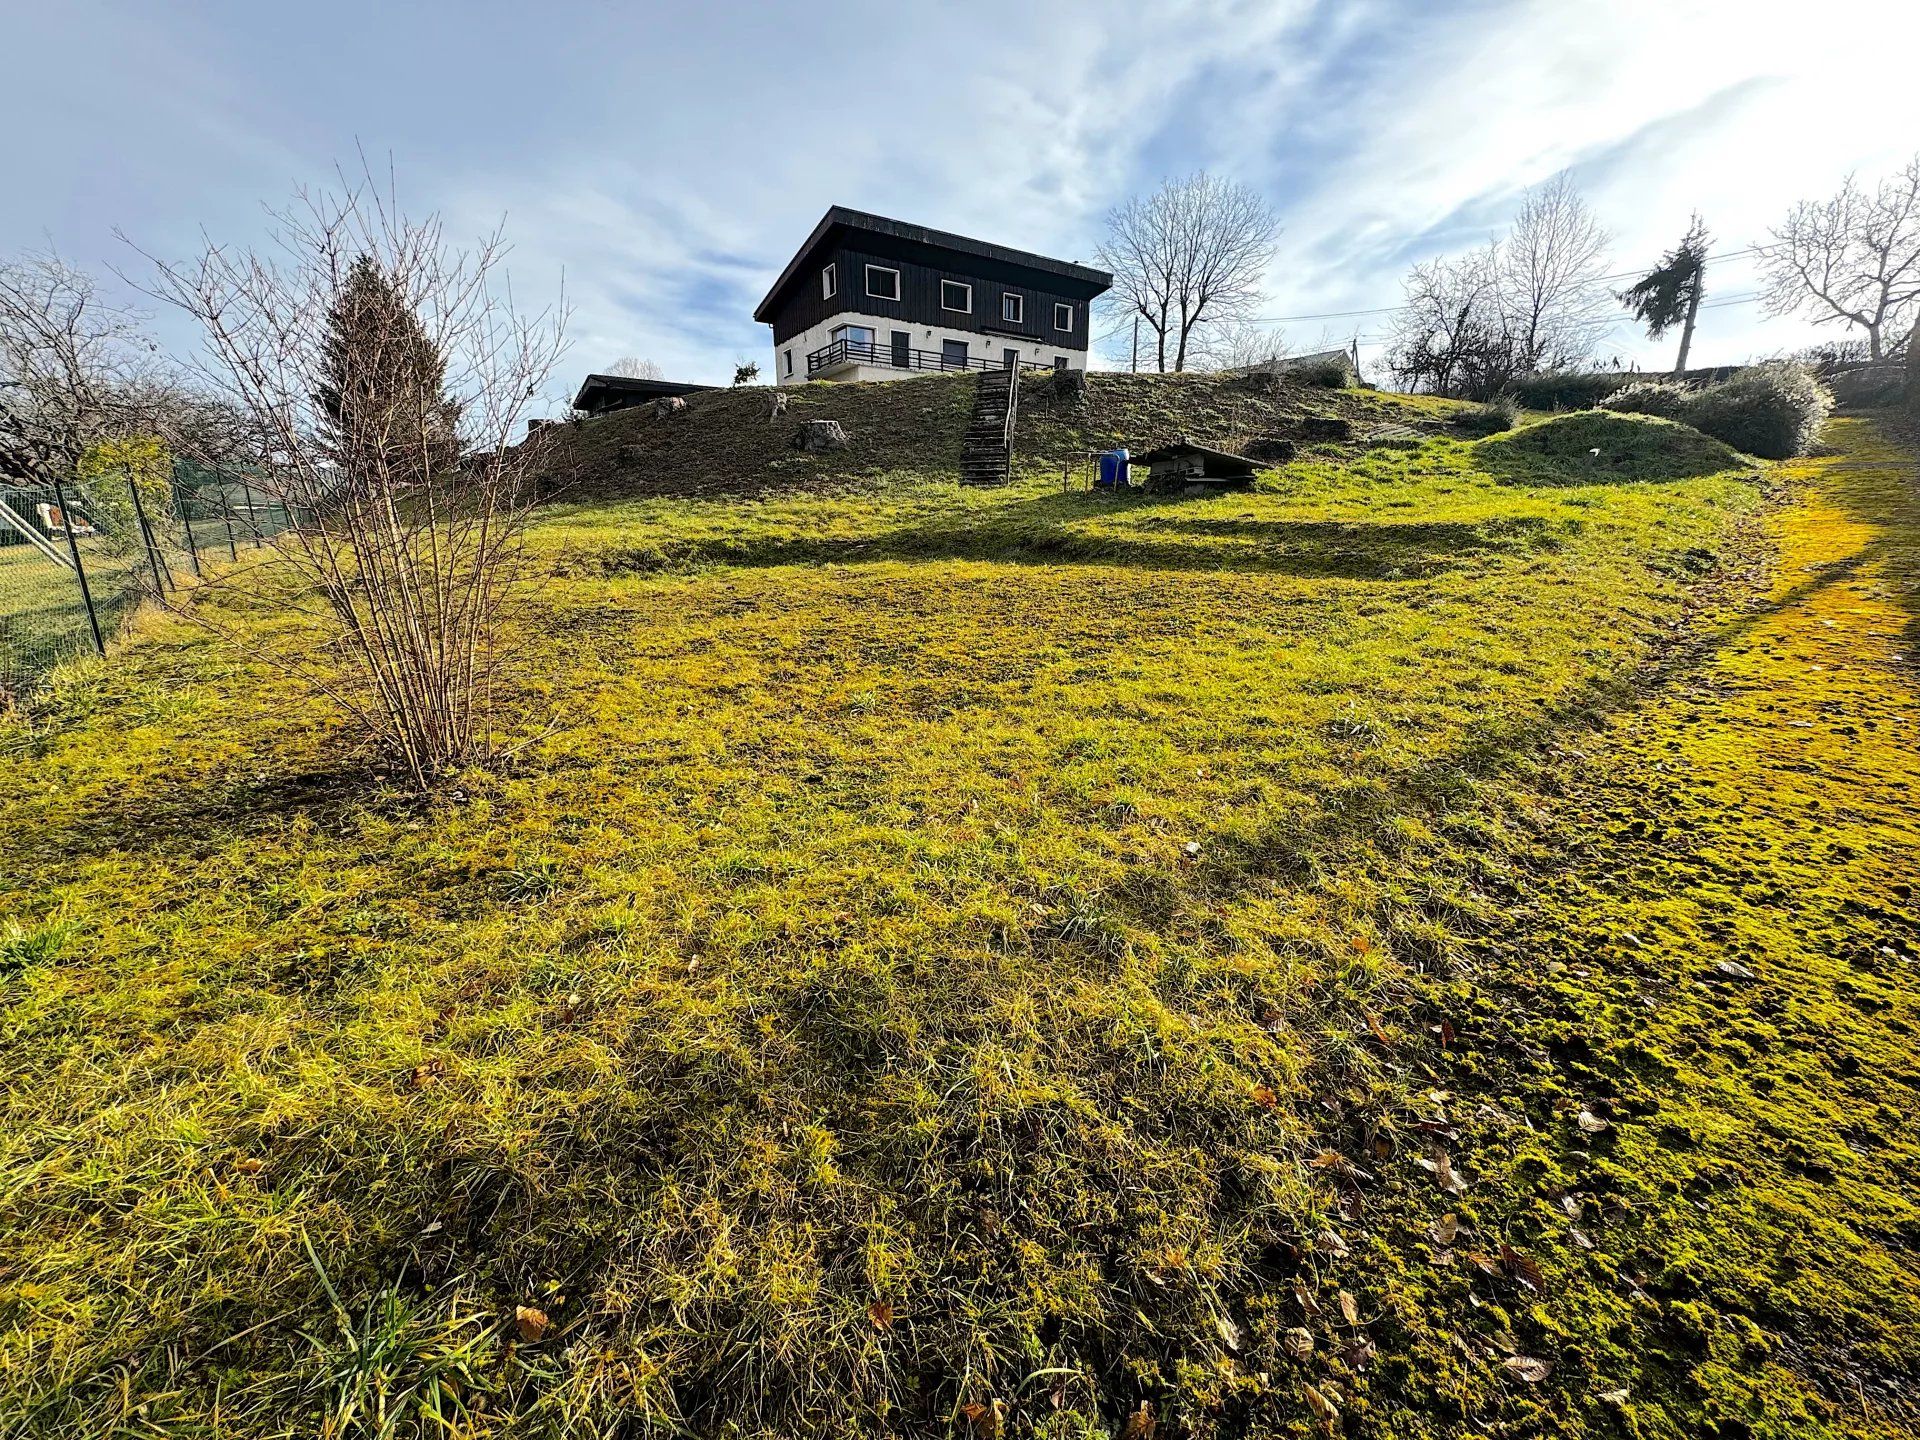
[1621,216,1710,374]
[314,255,460,489]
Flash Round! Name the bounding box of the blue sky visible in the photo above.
[4,0,1916,402]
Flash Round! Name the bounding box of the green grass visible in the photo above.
[0,404,1836,1437]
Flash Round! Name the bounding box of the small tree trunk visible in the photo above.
[1673,279,1702,374]
[1906,314,1920,413]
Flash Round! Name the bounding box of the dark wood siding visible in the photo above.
[767,231,1098,346]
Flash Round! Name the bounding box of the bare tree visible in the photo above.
[604,356,664,380]
[0,252,160,487]
[1196,319,1289,372]
[1497,172,1612,371]
[1761,154,1920,360]
[140,172,568,788]
[1097,173,1280,372]
[1387,244,1516,397]
[1621,215,1711,373]
[1388,173,1613,396]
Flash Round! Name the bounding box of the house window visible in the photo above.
[783,348,793,376]
[1001,293,1024,324]
[1053,355,1070,370]
[940,280,972,313]
[865,265,901,301]
[822,264,837,300]
[1054,302,1074,332]
[831,323,874,354]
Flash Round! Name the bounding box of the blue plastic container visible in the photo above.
[1096,448,1130,489]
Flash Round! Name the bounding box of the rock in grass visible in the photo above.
[793,418,849,452]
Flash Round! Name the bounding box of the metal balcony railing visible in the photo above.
[805,336,1045,377]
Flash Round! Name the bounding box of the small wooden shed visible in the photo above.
[1134,437,1260,493]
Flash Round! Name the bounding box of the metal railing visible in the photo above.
[805,336,1047,377]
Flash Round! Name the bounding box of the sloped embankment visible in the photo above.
[529,369,1433,502]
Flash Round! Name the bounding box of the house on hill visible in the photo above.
[755,206,1112,386]
[571,374,717,418]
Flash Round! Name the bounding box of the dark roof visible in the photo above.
[572,374,716,412]
[1134,439,1259,475]
[753,206,1112,322]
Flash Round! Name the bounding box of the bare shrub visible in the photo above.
[141,173,567,787]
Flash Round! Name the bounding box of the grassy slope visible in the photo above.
[1356,416,1920,1439]
[5,400,1907,1437]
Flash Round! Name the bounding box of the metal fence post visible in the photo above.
[51,475,106,656]
[124,472,171,596]
[172,472,202,578]
[220,499,239,562]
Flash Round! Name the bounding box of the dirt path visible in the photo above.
[1369,416,1920,1439]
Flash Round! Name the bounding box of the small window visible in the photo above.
[783,349,793,376]
[1054,355,1070,370]
[1053,302,1074,332]
[822,264,837,300]
[1001,293,1024,324]
[940,280,972,313]
[865,265,901,301]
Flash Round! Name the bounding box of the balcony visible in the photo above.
[805,336,1044,378]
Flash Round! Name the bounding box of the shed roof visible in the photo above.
[753,206,1112,322]
[572,374,716,412]
[1134,438,1259,474]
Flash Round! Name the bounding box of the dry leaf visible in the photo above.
[232,1157,265,1175]
[1293,1279,1321,1315]
[1466,1250,1500,1276]
[1342,1337,1378,1370]
[1570,1228,1594,1250]
[1417,1150,1467,1195]
[1119,1400,1156,1440]
[1316,1228,1349,1258]
[1501,1243,1546,1294]
[1351,935,1372,954]
[1576,1106,1611,1134]
[1215,1314,1242,1351]
[1432,1213,1459,1246]
[1363,1008,1392,1047]
[1338,1290,1359,1327]
[1252,1083,1278,1110]
[1503,1355,1553,1383]
[960,1400,1005,1439]
[1303,1382,1341,1422]
[1283,1327,1315,1360]
[867,1300,894,1330]
[514,1305,550,1342]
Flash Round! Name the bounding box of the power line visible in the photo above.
[1246,245,1765,325]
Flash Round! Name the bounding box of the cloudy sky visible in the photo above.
[4,0,1916,401]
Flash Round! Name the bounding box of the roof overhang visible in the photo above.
[753,206,1113,323]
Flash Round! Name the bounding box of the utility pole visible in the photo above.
[1131,315,1140,374]
[1350,335,1362,382]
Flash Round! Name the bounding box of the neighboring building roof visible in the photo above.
[572,374,717,414]
[1241,348,1353,375]
[753,206,1112,322]
[1134,438,1259,475]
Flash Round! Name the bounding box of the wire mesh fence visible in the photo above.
[0,467,300,698]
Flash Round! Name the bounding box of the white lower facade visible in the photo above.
[773,309,1089,386]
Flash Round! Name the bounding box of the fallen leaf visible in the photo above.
[1283,1327,1315,1360]
[1342,1337,1378,1370]
[1501,1244,1546,1294]
[232,1157,265,1175]
[1215,1314,1242,1350]
[1571,1228,1594,1250]
[868,1300,894,1330]
[514,1305,549,1342]
[1714,959,1758,982]
[1432,1213,1459,1246]
[1338,1290,1359,1327]
[1363,1008,1392,1047]
[1304,1382,1340,1422]
[1316,1228,1349,1258]
[1439,1018,1456,1046]
[1577,1106,1612,1134]
[1119,1400,1156,1440]
[1417,1150,1467,1195]
[1351,935,1372,954]
[1598,1387,1630,1405]
[1252,1084,1278,1110]
[1466,1250,1500,1276]
[1293,1280,1321,1315]
[961,1400,1005,1439]
[1503,1355,1553,1383]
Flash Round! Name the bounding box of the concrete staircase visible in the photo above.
[960,367,1020,486]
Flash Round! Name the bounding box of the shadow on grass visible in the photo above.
[598,490,1565,583]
